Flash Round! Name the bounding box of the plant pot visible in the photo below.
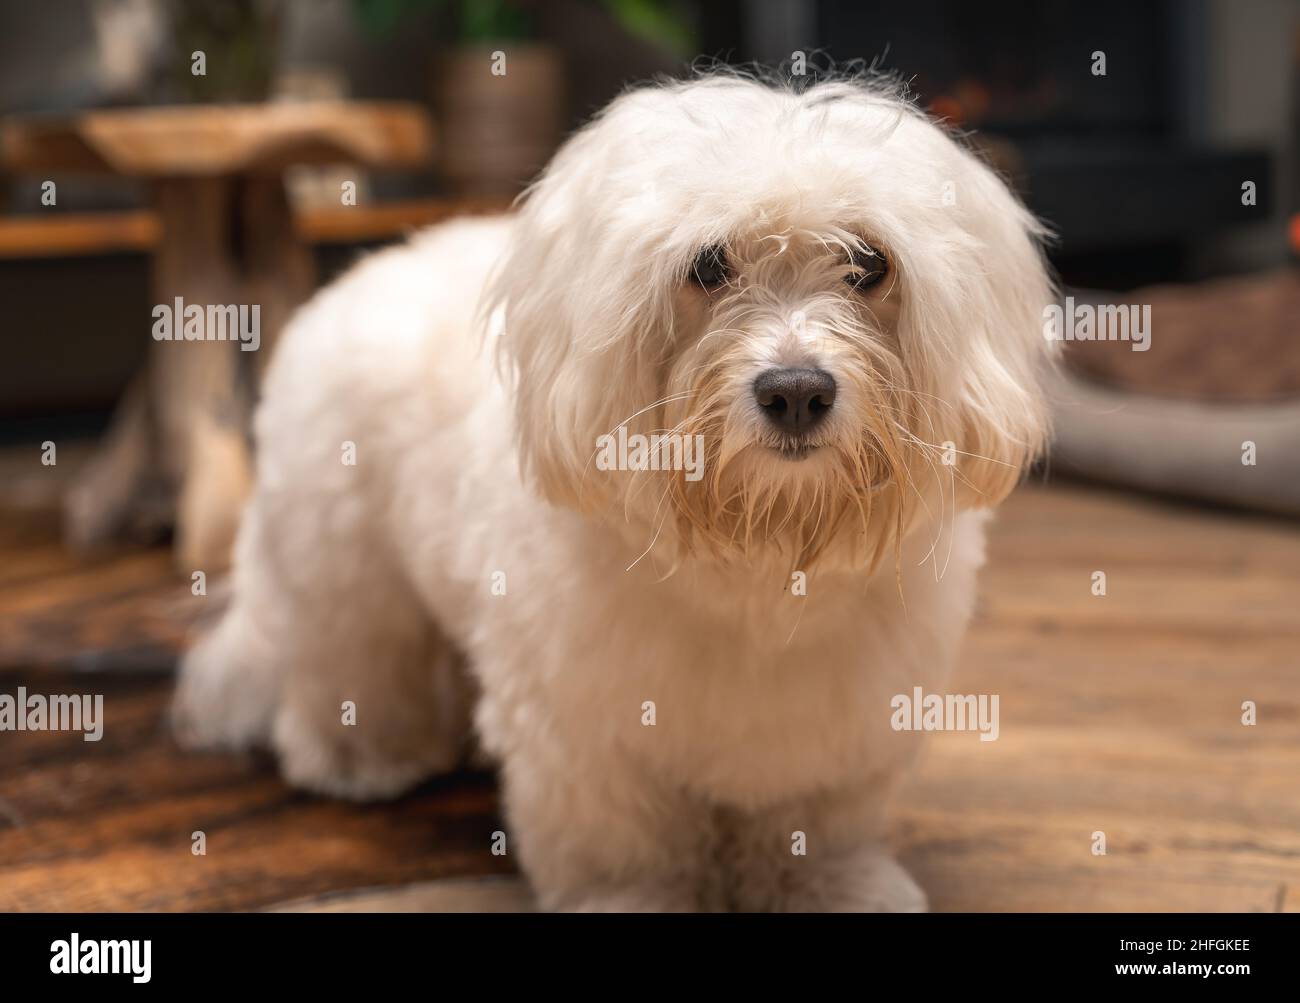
[433,43,565,196]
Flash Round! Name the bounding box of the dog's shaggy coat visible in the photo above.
[173,74,1054,911]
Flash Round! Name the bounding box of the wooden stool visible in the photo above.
[2,102,434,572]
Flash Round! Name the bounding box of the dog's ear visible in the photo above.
[487,94,681,512]
[898,146,1058,512]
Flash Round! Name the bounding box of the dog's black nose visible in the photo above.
[753,368,837,434]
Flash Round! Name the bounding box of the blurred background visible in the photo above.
[2,0,1297,527]
[0,1,1297,913]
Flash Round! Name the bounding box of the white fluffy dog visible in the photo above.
[173,73,1054,912]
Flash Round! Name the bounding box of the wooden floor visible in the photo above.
[1,453,1297,911]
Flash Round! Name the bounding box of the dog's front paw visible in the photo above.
[271,702,441,802]
[171,616,275,753]
[780,851,929,913]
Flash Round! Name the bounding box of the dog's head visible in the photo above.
[493,74,1055,573]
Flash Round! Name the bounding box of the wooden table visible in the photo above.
[1,102,433,571]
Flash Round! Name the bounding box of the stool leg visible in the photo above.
[236,174,316,378]
[150,177,254,574]
[63,369,160,551]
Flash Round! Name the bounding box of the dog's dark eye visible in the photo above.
[689,245,730,289]
[845,245,889,291]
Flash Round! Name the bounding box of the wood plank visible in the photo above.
[298,196,510,244]
[0,199,510,260]
[0,211,158,258]
[0,669,508,912]
[902,861,1281,913]
[271,876,533,913]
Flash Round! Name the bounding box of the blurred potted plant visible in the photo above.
[356,0,692,195]
[431,0,562,196]
[168,0,284,103]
